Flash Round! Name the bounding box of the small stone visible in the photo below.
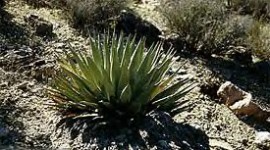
[255,131,270,144]
[209,139,234,150]
[0,126,9,137]
[199,94,204,99]
[54,43,66,48]
[16,81,28,90]
[139,130,148,138]
[182,140,191,147]
[158,140,168,148]
[30,87,41,93]
[22,93,29,98]
[0,82,8,87]
[58,143,71,149]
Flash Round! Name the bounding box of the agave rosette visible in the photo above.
[49,32,195,117]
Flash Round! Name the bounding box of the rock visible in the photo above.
[58,143,71,149]
[158,140,169,148]
[229,98,261,116]
[0,82,8,88]
[161,33,187,51]
[217,81,252,106]
[115,10,161,45]
[16,81,28,90]
[24,14,53,36]
[0,126,9,138]
[225,46,252,65]
[255,131,270,144]
[209,139,234,150]
[217,81,268,120]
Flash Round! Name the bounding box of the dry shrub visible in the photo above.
[160,0,270,60]
[160,0,232,55]
[66,0,128,29]
[229,0,270,21]
[247,21,270,60]
[222,15,254,46]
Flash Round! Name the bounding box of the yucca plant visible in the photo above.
[48,32,195,121]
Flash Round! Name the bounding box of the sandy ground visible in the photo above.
[0,0,269,149]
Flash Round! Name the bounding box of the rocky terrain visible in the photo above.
[0,0,269,149]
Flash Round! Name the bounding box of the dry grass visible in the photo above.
[247,21,270,60]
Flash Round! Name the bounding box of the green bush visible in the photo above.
[229,0,270,21]
[48,32,195,121]
[66,0,128,29]
[247,20,270,60]
[160,0,229,54]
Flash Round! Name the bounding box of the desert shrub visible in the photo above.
[160,0,230,55]
[48,32,195,122]
[66,0,128,30]
[246,20,270,60]
[221,15,254,47]
[229,0,270,21]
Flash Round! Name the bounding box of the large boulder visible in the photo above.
[224,46,252,65]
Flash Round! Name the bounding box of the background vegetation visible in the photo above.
[65,0,129,30]
[160,0,270,60]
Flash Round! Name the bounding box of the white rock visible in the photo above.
[255,131,270,144]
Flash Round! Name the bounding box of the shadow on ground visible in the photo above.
[0,7,42,57]
[54,111,209,149]
[0,8,48,75]
[0,90,25,147]
[0,8,32,47]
